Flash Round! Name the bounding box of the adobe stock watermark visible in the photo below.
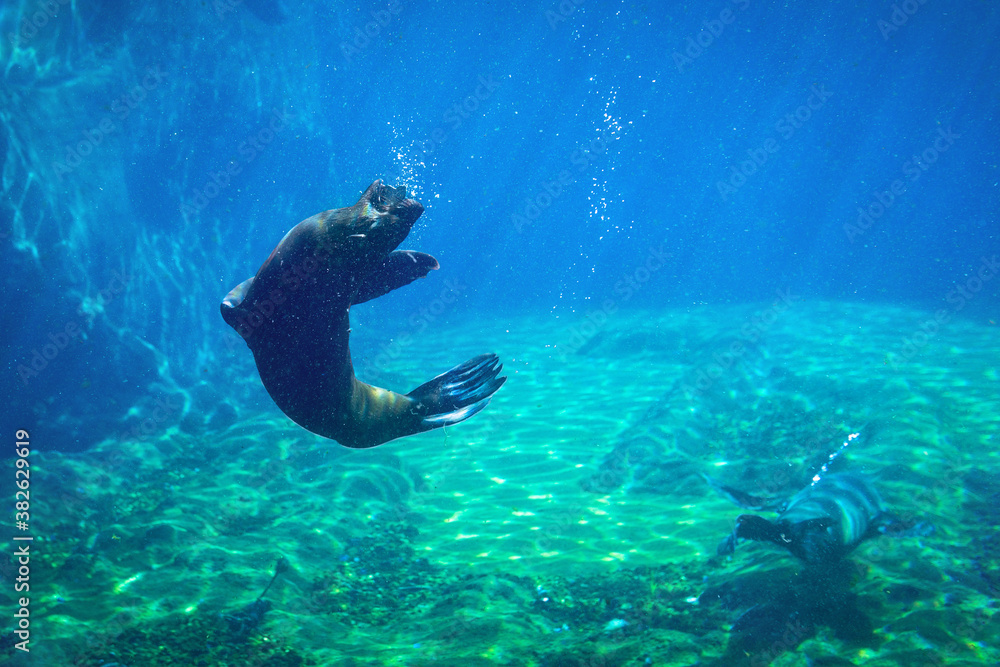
[117,394,184,444]
[179,107,293,218]
[379,76,499,190]
[681,287,798,396]
[861,455,959,570]
[357,277,469,384]
[545,0,584,29]
[553,244,671,362]
[743,616,811,667]
[878,0,931,40]
[916,608,999,667]
[5,0,71,48]
[717,84,832,200]
[672,0,752,74]
[51,66,168,182]
[340,1,403,63]
[212,0,242,20]
[393,74,500,166]
[510,134,607,233]
[843,126,959,242]
[16,270,133,385]
[889,255,998,368]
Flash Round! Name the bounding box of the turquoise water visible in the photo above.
[20,302,1000,665]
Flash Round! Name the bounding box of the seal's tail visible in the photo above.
[408,353,506,428]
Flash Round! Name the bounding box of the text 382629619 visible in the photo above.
[13,429,32,653]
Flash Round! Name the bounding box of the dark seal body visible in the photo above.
[221,180,505,448]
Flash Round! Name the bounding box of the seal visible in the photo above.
[705,473,893,563]
[220,180,506,448]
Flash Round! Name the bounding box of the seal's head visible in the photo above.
[300,180,424,276]
[342,180,424,256]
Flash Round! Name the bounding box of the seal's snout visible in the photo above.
[367,180,423,226]
[392,198,424,225]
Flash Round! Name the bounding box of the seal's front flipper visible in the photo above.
[717,532,737,556]
[734,514,785,544]
[408,353,506,428]
[353,251,440,305]
[736,515,837,560]
[221,277,255,332]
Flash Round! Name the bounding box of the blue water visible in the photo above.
[1,1,999,664]
[3,1,998,449]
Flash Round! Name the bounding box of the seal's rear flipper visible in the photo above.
[408,353,506,428]
[704,475,782,511]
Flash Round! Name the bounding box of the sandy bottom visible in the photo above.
[11,301,1000,666]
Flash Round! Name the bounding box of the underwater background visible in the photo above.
[1,0,999,665]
